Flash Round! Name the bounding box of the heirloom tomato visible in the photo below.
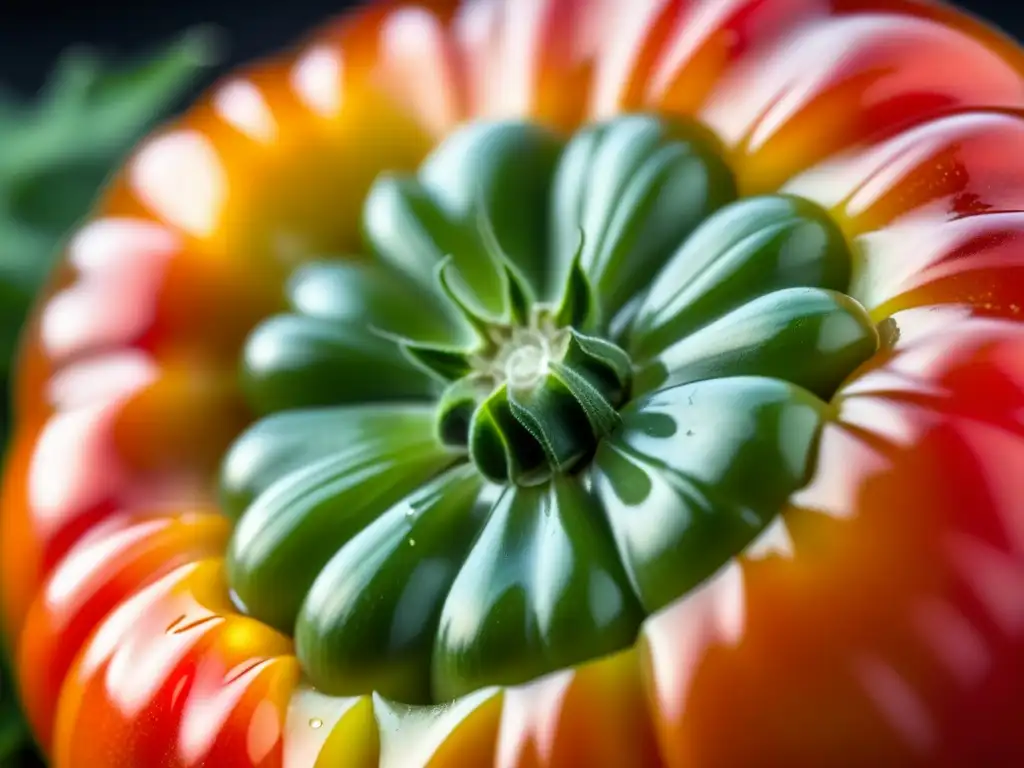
[3,0,1024,766]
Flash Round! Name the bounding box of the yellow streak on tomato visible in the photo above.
[53,559,295,767]
[19,511,230,749]
[374,688,503,768]
[495,647,660,768]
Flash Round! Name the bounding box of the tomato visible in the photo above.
[4,1,1024,766]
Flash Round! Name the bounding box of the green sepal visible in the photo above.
[500,259,534,329]
[361,174,463,290]
[506,377,595,475]
[474,202,536,326]
[367,324,475,384]
[561,330,632,406]
[225,406,455,633]
[363,121,564,317]
[418,121,564,296]
[467,385,547,485]
[431,477,644,702]
[435,256,501,339]
[242,258,473,415]
[286,260,462,346]
[295,465,492,703]
[548,114,737,318]
[463,328,634,483]
[220,405,438,521]
[552,230,596,331]
[591,376,827,613]
[547,364,622,440]
[397,340,475,383]
[630,194,853,358]
[241,314,436,414]
[436,375,492,447]
[635,287,880,397]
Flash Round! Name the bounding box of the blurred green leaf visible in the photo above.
[0,29,221,767]
[0,651,39,767]
[0,26,220,379]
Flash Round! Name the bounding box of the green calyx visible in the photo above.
[385,218,632,486]
[461,324,629,485]
[224,114,882,706]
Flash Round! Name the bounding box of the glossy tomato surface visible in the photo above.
[4,1,1024,766]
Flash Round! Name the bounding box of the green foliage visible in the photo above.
[0,654,39,768]
[0,26,219,379]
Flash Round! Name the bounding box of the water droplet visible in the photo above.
[309,718,323,730]
[408,538,417,547]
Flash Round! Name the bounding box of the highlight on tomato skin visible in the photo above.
[3,1,1024,767]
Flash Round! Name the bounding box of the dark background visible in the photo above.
[1,0,363,97]
[0,0,1022,99]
